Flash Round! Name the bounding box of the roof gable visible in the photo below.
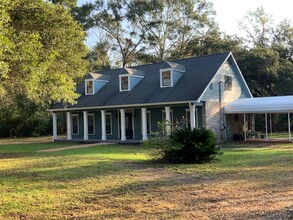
[161,61,186,72]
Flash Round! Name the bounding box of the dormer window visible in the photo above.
[161,70,172,87]
[119,67,144,92]
[85,80,94,95]
[160,61,186,88]
[120,75,129,91]
[84,72,111,95]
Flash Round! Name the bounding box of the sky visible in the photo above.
[77,0,293,47]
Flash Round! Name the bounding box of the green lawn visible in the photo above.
[0,141,292,219]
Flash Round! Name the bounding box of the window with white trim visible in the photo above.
[224,75,232,91]
[161,70,172,87]
[88,113,95,135]
[120,75,129,91]
[72,114,79,135]
[105,113,112,135]
[85,80,94,95]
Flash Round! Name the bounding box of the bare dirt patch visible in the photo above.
[82,160,293,220]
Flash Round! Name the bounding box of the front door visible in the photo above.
[125,112,133,139]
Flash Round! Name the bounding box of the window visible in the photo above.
[88,114,95,135]
[86,80,94,95]
[224,75,232,91]
[120,76,129,91]
[147,112,151,134]
[105,113,112,135]
[72,114,79,135]
[161,70,172,87]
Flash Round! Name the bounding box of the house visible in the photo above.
[49,52,252,142]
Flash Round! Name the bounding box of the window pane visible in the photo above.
[72,115,79,134]
[224,76,232,91]
[87,81,93,94]
[121,76,129,91]
[147,112,151,134]
[88,114,94,135]
[162,71,171,86]
[106,114,112,135]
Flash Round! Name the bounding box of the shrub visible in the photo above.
[144,127,221,164]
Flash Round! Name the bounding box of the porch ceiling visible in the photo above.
[224,95,293,114]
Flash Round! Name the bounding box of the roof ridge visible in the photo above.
[93,51,231,73]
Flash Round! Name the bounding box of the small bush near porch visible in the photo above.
[0,140,292,219]
[143,127,221,163]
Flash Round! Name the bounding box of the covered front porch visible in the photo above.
[51,103,203,142]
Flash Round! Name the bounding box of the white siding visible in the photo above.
[200,60,250,103]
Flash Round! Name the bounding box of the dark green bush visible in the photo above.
[144,127,221,164]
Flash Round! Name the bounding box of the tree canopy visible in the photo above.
[1,0,88,106]
[0,0,88,137]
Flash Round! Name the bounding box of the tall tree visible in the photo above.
[0,0,88,137]
[272,20,293,62]
[130,0,217,61]
[1,0,88,105]
[83,0,146,67]
[238,7,273,48]
[183,30,244,58]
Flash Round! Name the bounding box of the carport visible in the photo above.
[224,96,293,142]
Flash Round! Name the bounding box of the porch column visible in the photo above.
[288,113,291,142]
[189,103,196,130]
[101,110,106,141]
[83,111,88,140]
[120,109,126,141]
[66,112,72,140]
[52,112,58,140]
[165,106,171,135]
[141,108,147,140]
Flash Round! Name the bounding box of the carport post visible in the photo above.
[243,113,247,141]
[288,113,291,142]
[265,113,268,141]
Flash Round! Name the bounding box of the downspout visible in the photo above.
[218,81,223,141]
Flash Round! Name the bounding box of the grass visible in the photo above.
[0,140,292,219]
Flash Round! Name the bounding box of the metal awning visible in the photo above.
[224,95,293,142]
[224,96,293,114]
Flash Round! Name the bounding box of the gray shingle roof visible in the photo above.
[51,52,231,110]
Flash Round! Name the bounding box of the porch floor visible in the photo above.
[53,138,142,145]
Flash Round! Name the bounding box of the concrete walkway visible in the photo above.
[37,142,113,152]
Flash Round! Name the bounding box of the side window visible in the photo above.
[88,114,95,135]
[120,76,129,91]
[224,75,232,91]
[161,70,172,87]
[72,114,79,135]
[106,113,112,135]
[86,80,94,95]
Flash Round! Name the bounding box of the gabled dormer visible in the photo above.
[160,61,186,88]
[119,67,144,92]
[85,72,111,95]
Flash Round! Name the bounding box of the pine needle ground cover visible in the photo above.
[0,141,292,219]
